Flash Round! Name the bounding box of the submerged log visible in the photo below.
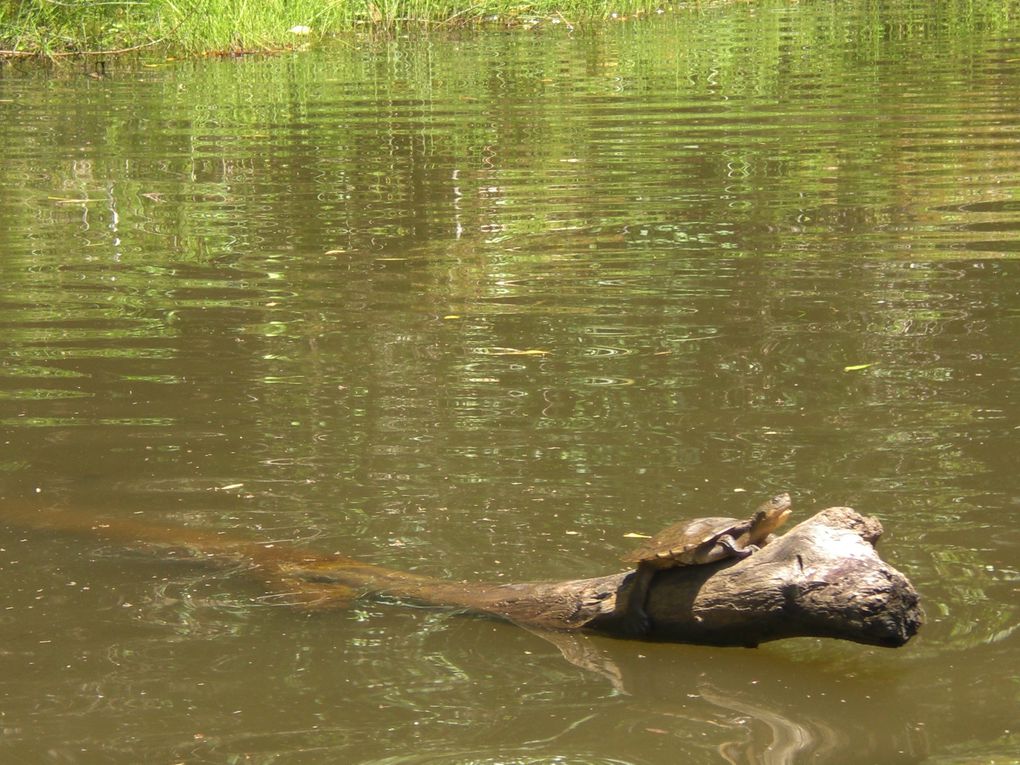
[3,503,922,647]
[333,506,921,647]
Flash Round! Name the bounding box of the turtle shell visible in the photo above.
[622,516,744,566]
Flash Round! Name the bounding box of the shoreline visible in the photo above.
[2,1,675,60]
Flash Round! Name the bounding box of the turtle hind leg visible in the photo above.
[618,565,654,637]
[621,605,650,638]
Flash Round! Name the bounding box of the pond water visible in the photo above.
[2,2,1019,763]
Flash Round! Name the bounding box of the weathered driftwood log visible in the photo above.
[612,506,924,647]
[5,503,922,647]
[323,506,921,648]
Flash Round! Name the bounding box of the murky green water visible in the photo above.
[2,2,1019,763]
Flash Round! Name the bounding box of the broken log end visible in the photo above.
[584,507,921,647]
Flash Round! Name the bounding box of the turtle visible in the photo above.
[617,492,792,636]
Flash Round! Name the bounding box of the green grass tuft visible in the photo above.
[2,0,1015,58]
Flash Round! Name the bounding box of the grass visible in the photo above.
[2,0,1015,58]
[0,0,674,57]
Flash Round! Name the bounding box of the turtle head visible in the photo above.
[748,492,792,539]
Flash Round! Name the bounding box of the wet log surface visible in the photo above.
[604,506,924,647]
[4,503,922,648]
[350,506,922,647]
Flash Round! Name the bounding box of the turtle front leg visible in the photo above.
[618,563,655,637]
[717,534,757,559]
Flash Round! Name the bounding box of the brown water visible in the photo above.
[1,3,1019,763]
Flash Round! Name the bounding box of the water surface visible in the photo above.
[1,2,1019,763]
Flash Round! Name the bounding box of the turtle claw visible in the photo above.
[719,535,757,559]
[734,543,758,559]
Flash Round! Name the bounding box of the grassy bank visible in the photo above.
[0,0,665,57]
[2,0,1016,58]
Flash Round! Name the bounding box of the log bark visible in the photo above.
[601,506,924,647]
[286,506,922,647]
[4,503,922,648]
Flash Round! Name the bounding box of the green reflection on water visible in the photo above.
[0,3,1019,765]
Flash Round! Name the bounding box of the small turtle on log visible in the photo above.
[618,492,792,636]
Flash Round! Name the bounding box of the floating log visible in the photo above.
[607,506,924,647]
[321,506,922,647]
[3,503,922,648]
